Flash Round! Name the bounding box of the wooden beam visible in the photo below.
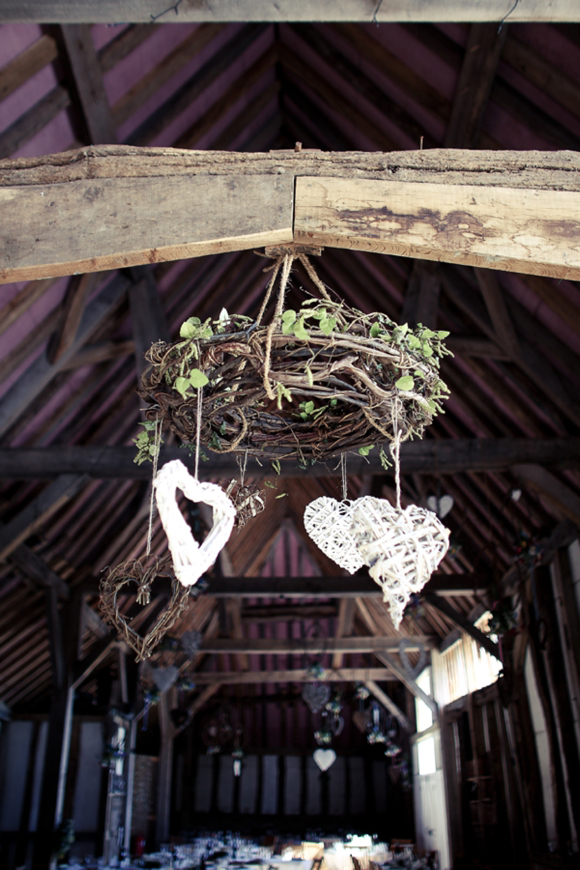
[0,475,86,562]
[60,25,117,145]
[295,175,580,281]
[198,636,435,655]
[444,22,507,148]
[47,272,99,363]
[0,273,129,437]
[512,464,580,526]
[2,2,578,23]
[475,268,521,357]
[3,147,580,283]
[1,438,578,479]
[365,680,412,733]
[423,591,501,659]
[128,266,170,377]
[0,162,294,284]
[9,544,70,599]
[333,598,355,669]
[190,668,396,685]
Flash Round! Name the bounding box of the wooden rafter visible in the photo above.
[0,438,578,479]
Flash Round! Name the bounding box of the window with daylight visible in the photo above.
[438,612,503,706]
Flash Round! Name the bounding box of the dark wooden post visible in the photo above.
[155,691,175,846]
[31,590,83,870]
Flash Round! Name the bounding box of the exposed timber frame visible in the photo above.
[2,147,580,284]
[0,2,577,24]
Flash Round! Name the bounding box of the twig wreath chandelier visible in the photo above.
[139,248,451,463]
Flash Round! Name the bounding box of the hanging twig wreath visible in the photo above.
[138,250,451,463]
[99,556,190,661]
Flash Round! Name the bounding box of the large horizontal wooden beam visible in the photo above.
[77,573,486,598]
[2,147,580,284]
[190,667,396,685]
[199,636,435,654]
[0,438,578,479]
[0,2,575,23]
[205,574,487,598]
[295,176,580,281]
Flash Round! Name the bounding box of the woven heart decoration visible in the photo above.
[181,629,203,658]
[313,748,336,771]
[350,498,450,629]
[304,497,366,573]
[154,459,236,587]
[398,638,427,681]
[99,557,190,662]
[302,681,331,714]
[151,665,179,694]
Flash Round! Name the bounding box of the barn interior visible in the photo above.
[1,3,580,870]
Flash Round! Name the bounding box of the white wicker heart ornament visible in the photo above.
[154,459,236,588]
[350,498,450,629]
[303,497,366,573]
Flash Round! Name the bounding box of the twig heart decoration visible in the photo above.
[303,497,367,573]
[99,556,190,662]
[313,748,337,771]
[154,459,236,587]
[350,498,450,629]
[398,638,427,682]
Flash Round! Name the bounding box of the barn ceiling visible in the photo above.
[1,15,580,719]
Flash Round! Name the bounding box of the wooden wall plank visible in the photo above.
[294,176,580,280]
[1,1,578,23]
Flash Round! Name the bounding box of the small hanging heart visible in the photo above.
[304,497,366,573]
[350,498,449,629]
[181,629,203,658]
[99,556,190,661]
[313,748,336,771]
[426,494,454,519]
[398,638,427,681]
[151,665,179,694]
[302,681,331,714]
[154,460,236,587]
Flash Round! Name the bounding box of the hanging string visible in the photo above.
[298,254,333,302]
[390,399,402,511]
[237,450,248,486]
[340,453,348,501]
[263,253,293,399]
[146,416,162,556]
[194,384,203,481]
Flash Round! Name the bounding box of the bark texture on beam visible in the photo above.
[0,2,576,23]
[2,146,580,283]
[0,438,578,479]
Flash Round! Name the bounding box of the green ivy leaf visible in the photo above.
[174,376,192,398]
[282,310,296,325]
[305,365,314,387]
[319,317,336,335]
[188,369,209,388]
[370,323,381,338]
[437,330,450,339]
[180,319,198,339]
[293,318,310,341]
[422,342,434,358]
[358,445,374,456]
[395,375,415,391]
[407,334,421,349]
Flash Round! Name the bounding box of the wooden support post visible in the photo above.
[31,590,83,870]
[156,692,175,847]
[60,25,117,145]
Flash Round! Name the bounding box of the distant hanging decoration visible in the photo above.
[313,748,336,771]
[138,248,450,463]
[99,556,189,661]
[304,496,366,573]
[302,680,331,714]
[180,629,203,658]
[154,459,236,588]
